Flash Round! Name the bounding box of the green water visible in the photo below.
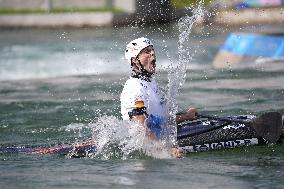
[0,24,284,188]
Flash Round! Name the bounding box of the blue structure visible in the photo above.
[221,33,284,58]
[213,33,284,68]
[236,0,284,9]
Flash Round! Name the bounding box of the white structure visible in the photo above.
[0,0,136,12]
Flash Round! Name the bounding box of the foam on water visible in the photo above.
[0,44,204,81]
[0,44,129,81]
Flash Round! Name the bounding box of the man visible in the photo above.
[120,37,198,156]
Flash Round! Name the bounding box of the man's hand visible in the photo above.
[132,114,158,140]
[171,148,182,158]
[176,107,199,124]
[184,107,199,120]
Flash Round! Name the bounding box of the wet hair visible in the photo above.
[137,45,154,58]
[131,59,142,76]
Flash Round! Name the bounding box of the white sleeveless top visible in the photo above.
[120,77,166,121]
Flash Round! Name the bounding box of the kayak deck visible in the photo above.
[1,112,283,156]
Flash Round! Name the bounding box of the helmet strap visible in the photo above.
[138,59,152,77]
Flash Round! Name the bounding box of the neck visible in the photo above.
[131,70,152,82]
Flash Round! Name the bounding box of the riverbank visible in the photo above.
[0,12,113,28]
[0,6,283,28]
[0,8,190,28]
[0,0,176,28]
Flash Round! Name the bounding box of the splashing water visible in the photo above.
[88,116,172,159]
[78,4,205,160]
[165,4,204,147]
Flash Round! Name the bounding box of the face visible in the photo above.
[135,46,156,74]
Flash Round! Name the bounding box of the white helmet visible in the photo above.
[125,37,153,64]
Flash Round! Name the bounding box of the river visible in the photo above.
[0,20,284,188]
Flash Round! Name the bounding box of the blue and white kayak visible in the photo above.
[178,112,283,153]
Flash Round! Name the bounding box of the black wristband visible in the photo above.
[128,107,147,119]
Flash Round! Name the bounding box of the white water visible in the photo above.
[0,44,129,81]
[87,116,172,159]
[165,4,204,147]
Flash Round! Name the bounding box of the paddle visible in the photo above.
[249,112,282,143]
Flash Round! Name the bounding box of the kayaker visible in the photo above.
[120,37,198,157]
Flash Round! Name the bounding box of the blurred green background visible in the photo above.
[172,0,212,9]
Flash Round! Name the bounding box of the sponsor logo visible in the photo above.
[223,124,246,130]
[127,46,140,51]
[143,39,151,45]
[140,82,148,89]
[191,138,258,152]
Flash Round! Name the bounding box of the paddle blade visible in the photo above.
[250,112,282,143]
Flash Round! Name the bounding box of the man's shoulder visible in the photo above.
[121,78,145,102]
[124,77,143,87]
[122,77,150,98]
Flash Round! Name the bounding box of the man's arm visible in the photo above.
[131,114,157,140]
[131,114,181,158]
[176,108,198,124]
